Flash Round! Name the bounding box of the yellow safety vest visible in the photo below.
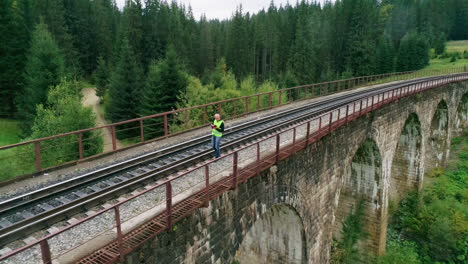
[212,120,224,137]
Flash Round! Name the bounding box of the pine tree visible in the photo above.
[34,0,78,73]
[288,2,320,84]
[139,46,188,138]
[396,32,429,72]
[0,0,29,117]
[17,23,66,135]
[95,56,109,98]
[226,6,251,80]
[376,35,395,74]
[106,38,143,125]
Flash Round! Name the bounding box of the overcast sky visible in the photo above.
[115,0,296,20]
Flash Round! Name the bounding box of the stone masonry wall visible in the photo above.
[124,82,468,264]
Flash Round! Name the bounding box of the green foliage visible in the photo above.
[396,32,430,72]
[139,46,188,139]
[106,38,143,124]
[434,33,446,56]
[0,0,29,117]
[30,80,102,168]
[376,35,396,74]
[384,136,468,264]
[16,22,66,136]
[330,200,368,264]
[94,56,109,98]
[377,235,421,264]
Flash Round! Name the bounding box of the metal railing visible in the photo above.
[0,67,466,181]
[1,72,466,264]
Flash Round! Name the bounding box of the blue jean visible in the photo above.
[212,135,222,158]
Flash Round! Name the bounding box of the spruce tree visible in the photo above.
[17,23,66,135]
[106,38,143,125]
[95,56,109,98]
[376,35,395,74]
[139,46,188,138]
[0,0,29,117]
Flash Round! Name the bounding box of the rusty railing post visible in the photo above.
[163,114,168,137]
[359,99,363,115]
[346,104,349,122]
[292,127,296,151]
[268,93,272,108]
[276,134,280,163]
[40,240,52,264]
[233,100,237,116]
[184,110,189,129]
[166,182,172,229]
[279,91,282,105]
[257,94,261,110]
[203,165,210,207]
[114,206,124,261]
[218,103,222,116]
[203,106,207,124]
[78,133,83,159]
[328,111,333,133]
[111,125,117,151]
[256,142,260,174]
[232,152,238,188]
[245,97,249,113]
[139,120,144,142]
[34,141,42,171]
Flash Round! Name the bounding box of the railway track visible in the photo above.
[0,74,460,249]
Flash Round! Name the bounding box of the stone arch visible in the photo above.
[234,203,306,264]
[332,139,383,254]
[455,92,468,133]
[426,100,449,170]
[389,113,423,204]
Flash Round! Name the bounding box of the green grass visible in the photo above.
[423,40,468,72]
[0,118,21,146]
[446,40,468,53]
[0,119,34,182]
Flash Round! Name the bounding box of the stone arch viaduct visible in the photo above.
[118,82,468,263]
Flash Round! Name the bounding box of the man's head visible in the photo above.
[214,113,221,121]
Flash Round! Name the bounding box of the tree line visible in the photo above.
[1,0,467,137]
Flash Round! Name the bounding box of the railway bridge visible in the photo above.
[0,70,467,264]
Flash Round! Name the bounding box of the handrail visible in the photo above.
[1,72,466,264]
[0,67,466,179]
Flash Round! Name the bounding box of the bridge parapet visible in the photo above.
[1,68,467,181]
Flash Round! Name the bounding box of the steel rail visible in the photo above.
[0,73,465,250]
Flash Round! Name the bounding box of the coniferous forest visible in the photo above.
[0,1,467,262]
[1,0,467,135]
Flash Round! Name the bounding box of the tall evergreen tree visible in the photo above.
[376,35,395,74]
[139,46,187,138]
[95,57,109,98]
[34,0,78,73]
[0,0,29,117]
[226,6,251,80]
[288,2,320,84]
[106,38,143,125]
[17,23,66,135]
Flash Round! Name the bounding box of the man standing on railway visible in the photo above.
[211,113,224,158]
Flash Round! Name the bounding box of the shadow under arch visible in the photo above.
[455,92,468,133]
[426,99,449,170]
[332,138,384,256]
[389,113,423,204]
[233,184,308,264]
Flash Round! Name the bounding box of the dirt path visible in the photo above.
[82,88,122,152]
